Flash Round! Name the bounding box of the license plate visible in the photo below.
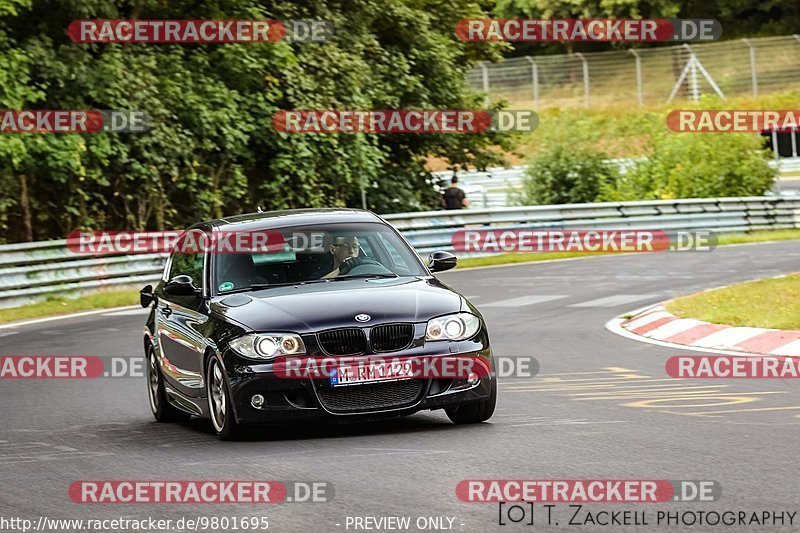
[330,359,415,387]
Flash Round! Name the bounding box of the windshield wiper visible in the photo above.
[249,279,332,289]
[330,273,399,281]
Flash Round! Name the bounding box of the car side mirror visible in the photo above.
[164,275,201,296]
[140,284,156,308]
[428,251,458,273]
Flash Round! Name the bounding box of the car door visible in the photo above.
[155,248,209,396]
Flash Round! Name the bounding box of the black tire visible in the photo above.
[445,377,497,424]
[146,343,191,423]
[206,356,241,440]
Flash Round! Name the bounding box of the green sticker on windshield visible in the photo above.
[218,281,234,292]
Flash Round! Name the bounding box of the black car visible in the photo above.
[140,209,496,439]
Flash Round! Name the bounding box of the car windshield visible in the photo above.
[212,222,426,294]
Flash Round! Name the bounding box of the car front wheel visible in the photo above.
[445,377,497,424]
[206,356,240,440]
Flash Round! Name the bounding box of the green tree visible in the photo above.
[0,0,511,242]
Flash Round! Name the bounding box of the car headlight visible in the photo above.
[229,333,306,360]
[425,313,481,341]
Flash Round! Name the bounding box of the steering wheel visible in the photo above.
[338,257,391,276]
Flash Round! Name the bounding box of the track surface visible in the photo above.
[1,241,799,532]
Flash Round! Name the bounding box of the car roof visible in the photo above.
[192,208,384,232]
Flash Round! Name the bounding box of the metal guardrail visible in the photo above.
[387,197,800,253]
[1,196,799,309]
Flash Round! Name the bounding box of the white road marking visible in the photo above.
[535,368,636,377]
[0,305,140,330]
[770,339,800,356]
[683,406,800,416]
[692,327,767,349]
[493,414,550,419]
[570,294,659,308]
[538,374,648,383]
[0,441,52,449]
[646,318,704,340]
[572,390,750,401]
[508,382,689,393]
[0,440,113,466]
[511,419,627,427]
[102,308,149,317]
[569,385,728,396]
[623,309,671,330]
[481,295,568,308]
[0,450,112,465]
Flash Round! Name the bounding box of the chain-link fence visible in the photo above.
[467,35,800,109]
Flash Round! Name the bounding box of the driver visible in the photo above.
[322,235,374,278]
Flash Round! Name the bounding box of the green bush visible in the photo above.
[602,131,776,201]
[515,144,618,205]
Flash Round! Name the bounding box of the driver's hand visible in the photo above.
[337,256,368,275]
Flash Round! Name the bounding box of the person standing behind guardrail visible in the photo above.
[442,176,469,210]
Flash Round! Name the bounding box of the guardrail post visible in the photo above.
[629,49,643,106]
[575,53,590,108]
[361,180,367,209]
[479,61,490,105]
[524,56,539,109]
[772,130,782,194]
[741,38,758,97]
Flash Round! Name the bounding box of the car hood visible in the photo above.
[210,277,466,333]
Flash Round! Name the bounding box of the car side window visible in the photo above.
[168,251,204,288]
[375,233,409,270]
[355,234,373,258]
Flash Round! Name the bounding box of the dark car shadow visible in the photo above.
[175,411,487,442]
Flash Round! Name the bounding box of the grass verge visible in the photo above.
[0,289,140,324]
[666,273,800,330]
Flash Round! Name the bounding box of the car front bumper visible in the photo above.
[223,342,494,425]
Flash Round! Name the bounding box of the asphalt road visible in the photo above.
[1,240,799,532]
